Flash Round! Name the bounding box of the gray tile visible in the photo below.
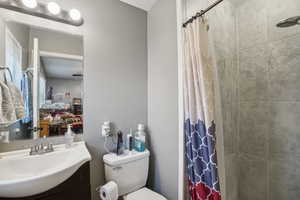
[269,34,300,101]
[231,56,239,102]
[267,0,300,41]
[239,101,269,158]
[238,155,267,200]
[239,44,269,101]
[269,34,300,80]
[223,102,236,154]
[269,79,300,101]
[209,0,236,55]
[217,55,237,105]
[239,79,257,101]
[269,102,300,159]
[237,0,268,50]
[225,154,238,200]
[239,44,269,80]
[270,158,300,200]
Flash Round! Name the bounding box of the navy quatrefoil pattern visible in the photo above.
[185,119,221,200]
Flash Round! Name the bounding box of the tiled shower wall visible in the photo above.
[208,2,239,200]
[184,0,300,199]
[236,0,300,199]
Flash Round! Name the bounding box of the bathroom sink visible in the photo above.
[0,141,91,198]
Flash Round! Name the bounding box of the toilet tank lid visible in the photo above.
[103,150,150,166]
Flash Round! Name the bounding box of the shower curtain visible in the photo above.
[183,17,221,200]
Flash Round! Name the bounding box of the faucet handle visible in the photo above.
[48,143,53,150]
[46,143,54,152]
[30,146,36,155]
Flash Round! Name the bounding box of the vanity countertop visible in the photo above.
[0,141,91,198]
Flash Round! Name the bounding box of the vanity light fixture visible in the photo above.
[47,2,61,15]
[21,0,37,9]
[69,9,81,21]
[0,0,83,26]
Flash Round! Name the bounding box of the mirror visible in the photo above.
[0,17,83,141]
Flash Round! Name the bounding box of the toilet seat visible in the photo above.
[124,187,167,200]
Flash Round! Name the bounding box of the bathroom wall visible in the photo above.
[183,0,238,200]
[235,0,300,199]
[47,78,83,99]
[0,1,148,200]
[147,0,179,199]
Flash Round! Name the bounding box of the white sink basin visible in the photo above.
[0,141,91,198]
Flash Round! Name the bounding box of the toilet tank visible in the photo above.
[103,150,150,196]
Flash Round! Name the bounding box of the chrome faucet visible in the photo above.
[30,142,54,155]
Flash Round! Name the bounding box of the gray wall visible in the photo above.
[59,1,147,200]
[0,1,148,200]
[147,0,179,199]
[47,78,83,99]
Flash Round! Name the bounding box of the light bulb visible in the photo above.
[21,0,37,9]
[47,2,61,15]
[69,9,81,21]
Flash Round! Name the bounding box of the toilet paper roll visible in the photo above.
[100,181,118,200]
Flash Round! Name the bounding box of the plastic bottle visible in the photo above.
[126,129,133,150]
[116,131,124,155]
[65,124,74,148]
[134,124,146,152]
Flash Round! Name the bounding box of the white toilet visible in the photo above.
[103,149,167,200]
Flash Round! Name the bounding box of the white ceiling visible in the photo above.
[41,57,83,80]
[120,0,158,11]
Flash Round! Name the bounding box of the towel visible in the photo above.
[6,81,25,120]
[21,73,33,123]
[0,80,17,124]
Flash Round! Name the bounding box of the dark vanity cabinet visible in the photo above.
[0,162,91,200]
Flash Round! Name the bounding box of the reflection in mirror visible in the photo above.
[39,52,83,137]
[0,17,83,141]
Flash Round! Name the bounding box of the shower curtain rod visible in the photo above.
[183,0,224,28]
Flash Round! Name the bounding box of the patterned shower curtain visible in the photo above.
[183,17,221,200]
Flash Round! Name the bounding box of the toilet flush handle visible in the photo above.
[113,166,122,171]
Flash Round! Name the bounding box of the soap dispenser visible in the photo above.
[134,124,146,152]
[65,124,74,148]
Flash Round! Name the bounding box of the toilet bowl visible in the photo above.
[123,187,167,200]
[103,150,167,200]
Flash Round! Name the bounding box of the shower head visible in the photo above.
[277,16,300,28]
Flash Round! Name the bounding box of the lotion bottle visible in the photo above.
[65,124,74,148]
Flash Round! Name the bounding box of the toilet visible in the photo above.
[103,150,167,200]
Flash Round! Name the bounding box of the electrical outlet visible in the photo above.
[101,121,111,137]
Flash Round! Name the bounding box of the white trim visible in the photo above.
[39,51,83,61]
[32,38,39,140]
[176,0,184,199]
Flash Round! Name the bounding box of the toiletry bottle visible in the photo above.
[134,124,146,152]
[116,131,124,155]
[65,124,74,148]
[126,129,133,150]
